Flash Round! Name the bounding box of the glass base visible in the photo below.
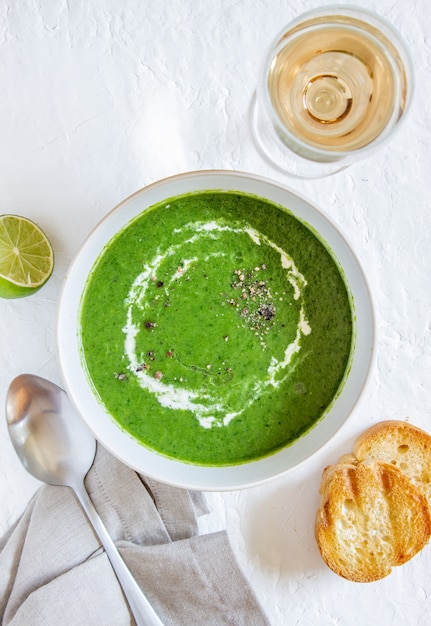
[249,93,350,179]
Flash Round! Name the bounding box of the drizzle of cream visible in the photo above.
[122,219,311,429]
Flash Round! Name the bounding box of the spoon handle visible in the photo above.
[73,481,164,626]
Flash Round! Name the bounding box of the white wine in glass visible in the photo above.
[251,7,412,177]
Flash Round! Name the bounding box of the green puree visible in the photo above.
[80,191,353,466]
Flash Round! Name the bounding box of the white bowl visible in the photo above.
[57,170,375,490]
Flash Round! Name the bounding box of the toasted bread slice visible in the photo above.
[353,420,431,509]
[315,459,431,582]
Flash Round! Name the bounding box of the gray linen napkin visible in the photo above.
[0,445,269,626]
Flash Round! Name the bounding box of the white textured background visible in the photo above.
[1,1,430,624]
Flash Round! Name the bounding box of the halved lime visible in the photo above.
[0,214,54,299]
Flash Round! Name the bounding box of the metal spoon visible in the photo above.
[6,373,163,626]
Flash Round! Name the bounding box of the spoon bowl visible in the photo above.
[6,374,96,487]
[6,373,163,626]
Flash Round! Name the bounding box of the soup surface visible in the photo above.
[80,191,353,465]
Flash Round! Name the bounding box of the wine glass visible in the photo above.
[250,5,413,178]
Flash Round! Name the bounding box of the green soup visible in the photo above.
[80,191,353,466]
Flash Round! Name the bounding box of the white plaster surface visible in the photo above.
[1,1,431,624]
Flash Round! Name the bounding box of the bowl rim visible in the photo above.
[57,169,376,491]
